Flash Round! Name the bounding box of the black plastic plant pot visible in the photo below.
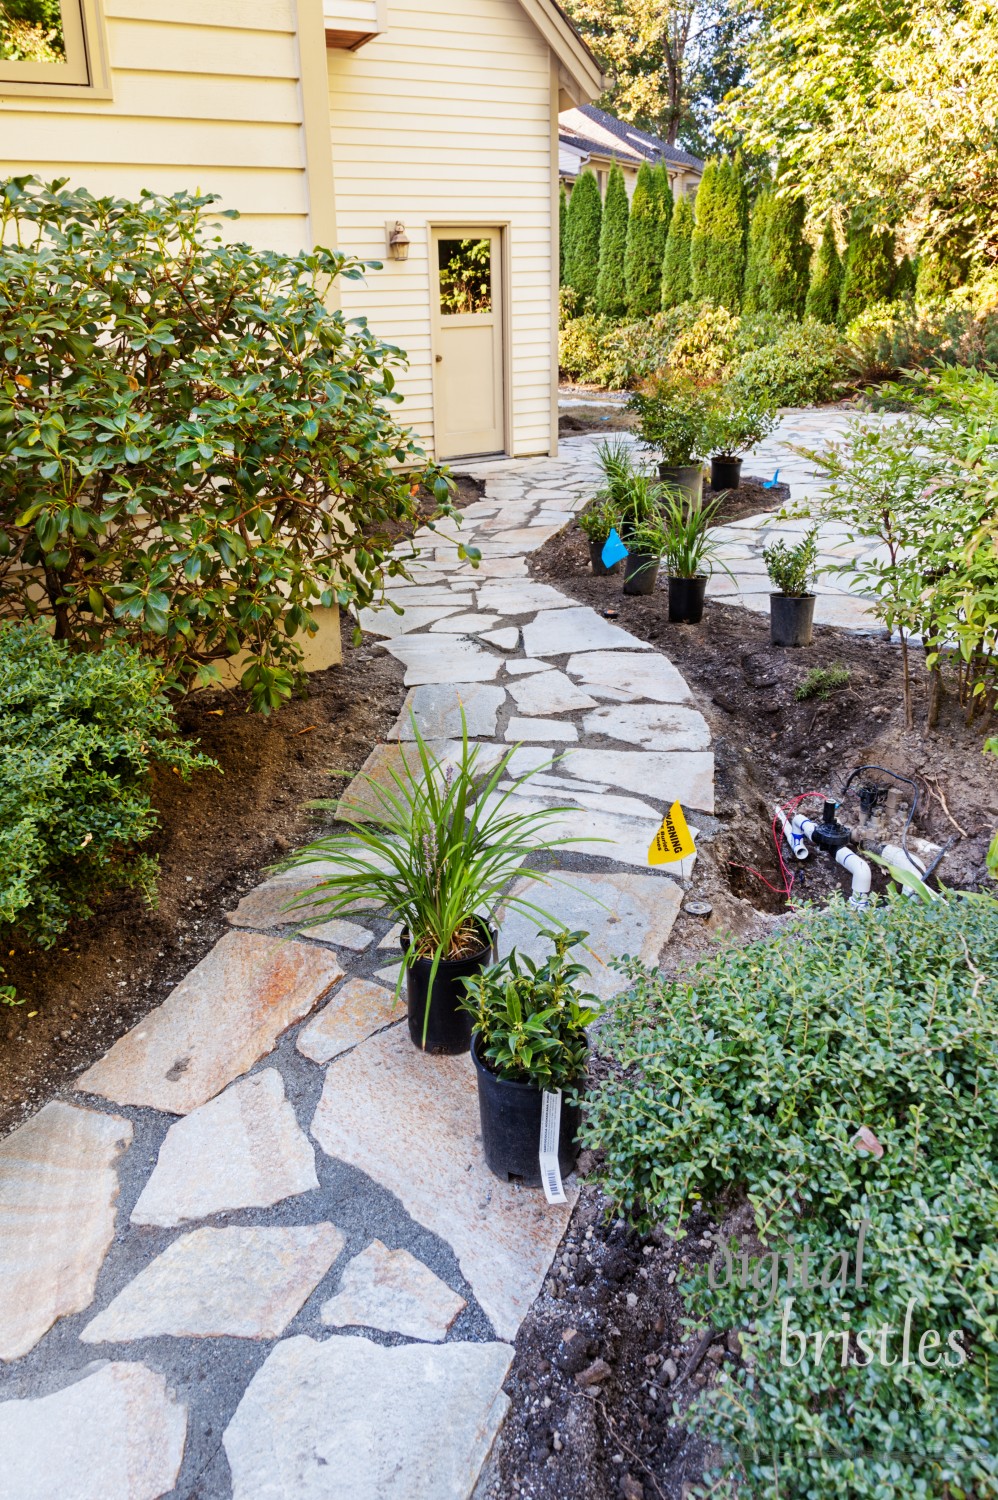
[401,922,494,1056]
[658,462,704,509]
[622,552,659,596]
[668,575,708,624]
[710,455,742,491]
[471,1033,583,1186]
[589,536,619,577]
[770,592,816,647]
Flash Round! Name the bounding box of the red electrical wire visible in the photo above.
[729,790,830,904]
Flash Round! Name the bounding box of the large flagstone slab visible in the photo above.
[310,1026,576,1341]
[0,1363,187,1500]
[226,861,376,930]
[357,604,466,639]
[82,1224,344,1343]
[497,872,684,1001]
[297,979,402,1065]
[320,1240,465,1341]
[566,651,692,703]
[475,581,575,615]
[522,607,651,657]
[76,932,343,1115]
[223,1334,513,1500]
[0,1102,133,1361]
[476,790,674,871]
[130,1070,317,1228]
[582,703,712,752]
[508,669,597,716]
[562,747,716,813]
[505,716,577,743]
[388,683,506,742]
[384,634,503,685]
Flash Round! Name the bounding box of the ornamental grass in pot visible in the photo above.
[661,489,732,624]
[707,393,779,491]
[461,929,599,1186]
[629,373,717,508]
[764,527,819,647]
[286,717,576,1055]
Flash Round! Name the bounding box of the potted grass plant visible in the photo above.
[461,929,599,1185]
[662,489,731,625]
[764,528,819,646]
[286,717,575,1055]
[629,373,717,508]
[621,506,669,597]
[707,393,779,491]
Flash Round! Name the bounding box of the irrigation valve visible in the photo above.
[809,802,853,855]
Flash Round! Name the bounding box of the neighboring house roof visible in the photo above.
[516,0,604,104]
[559,103,705,173]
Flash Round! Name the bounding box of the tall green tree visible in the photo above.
[654,162,675,268]
[661,192,694,308]
[805,217,843,324]
[596,162,630,317]
[559,183,568,284]
[706,155,747,310]
[742,181,773,314]
[565,0,700,146]
[839,225,897,325]
[690,159,718,301]
[767,187,811,317]
[624,161,662,317]
[563,169,602,312]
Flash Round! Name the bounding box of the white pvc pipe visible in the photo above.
[775,806,808,860]
[880,844,935,901]
[791,815,872,908]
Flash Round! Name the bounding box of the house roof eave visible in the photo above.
[515,0,605,103]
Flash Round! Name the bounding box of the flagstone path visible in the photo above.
[0,412,869,1499]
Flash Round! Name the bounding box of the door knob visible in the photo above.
[435,354,443,363]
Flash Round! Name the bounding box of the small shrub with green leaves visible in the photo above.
[584,893,998,1500]
[630,373,719,464]
[795,664,851,700]
[0,177,455,713]
[707,390,779,457]
[665,301,741,385]
[0,623,215,986]
[576,496,618,545]
[987,737,998,877]
[763,527,819,595]
[732,319,845,408]
[461,929,600,1091]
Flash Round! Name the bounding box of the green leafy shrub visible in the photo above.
[558,314,617,384]
[987,738,998,877]
[559,309,690,390]
[707,390,779,457]
[0,177,453,714]
[630,373,719,464]
[763,527,819,594]
[666,302,741,384]
[460,929,600,1091]
[0,623,214,968]
[845,298,998,382]
[584,893,998,1500]
[732,319,845,407]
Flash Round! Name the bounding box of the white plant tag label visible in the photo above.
[539,1089,567,1205]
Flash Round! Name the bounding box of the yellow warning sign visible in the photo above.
[649,801,696,866]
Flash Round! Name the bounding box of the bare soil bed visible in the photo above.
[0,637,406,1134]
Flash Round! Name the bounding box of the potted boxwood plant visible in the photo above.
[286,717,575,1055]
[461,929,599,1185]
[576,496,621,576]
[629,373,716,508]
[707,393,779,491]
[764,528,820,646]
[661,489,732,624]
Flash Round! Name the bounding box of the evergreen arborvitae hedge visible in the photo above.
[559,183,568,284]
[690,160,718,302]
[707,156,747,310]
[839,225,896,325]
[624,161,662,317]
[767,187,811,317]
[654,162,674,274]
[661,193,694,308]
[915,234,970,302]
[564,169,602,311]
[805,217,843,324]
[595,162,629,318]
[893,254,916,299]
[743,183,773,314]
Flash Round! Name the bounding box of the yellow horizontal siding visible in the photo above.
[0,4,312,253]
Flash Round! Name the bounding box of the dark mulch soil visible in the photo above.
[0,637,406,1134]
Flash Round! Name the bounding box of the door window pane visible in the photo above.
[438,238,492,315]
[0,0,66,62]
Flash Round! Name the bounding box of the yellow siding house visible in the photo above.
[0,0,603,461]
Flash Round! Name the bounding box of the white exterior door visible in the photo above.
[431,227,505,459]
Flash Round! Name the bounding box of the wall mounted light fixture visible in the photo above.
[387,221,410,261]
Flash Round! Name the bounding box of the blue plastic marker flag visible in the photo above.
[602,527,629,568]
[763,468,781,489]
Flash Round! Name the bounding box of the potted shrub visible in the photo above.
[707,393,779,491]
[287,718,574,1055]
[576,497,621,576]
[629,373,717,508]
[461,929,599,1185]
[662,489,731,624]
[764,529,820,646]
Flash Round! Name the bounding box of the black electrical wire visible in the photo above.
[837,764,920,860]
